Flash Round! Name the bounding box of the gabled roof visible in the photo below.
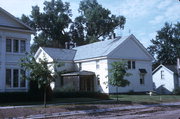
[153,64,178,74]
[0,7,34,33]
[37,47,76,61]
[73,34,154,61]
[35,34,154,62]
[73,36,129,61]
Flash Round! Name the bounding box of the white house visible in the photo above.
[35,34,154,94]
[153,64,180,94]
[0,7,34,92]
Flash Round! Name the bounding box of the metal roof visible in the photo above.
[73,36,129,60]
[42,47,76,61]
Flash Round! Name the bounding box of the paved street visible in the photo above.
[61,106,180,119]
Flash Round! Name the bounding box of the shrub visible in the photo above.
[53,92,109,99]
[0,92,29,103]
[173,87,180,95]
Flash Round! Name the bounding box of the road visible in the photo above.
[60,106,180,119]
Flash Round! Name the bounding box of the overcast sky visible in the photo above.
[0,0,180,47]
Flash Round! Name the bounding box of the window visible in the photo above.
[13,39,19,52]
[140,73,145,85]
[96,60,100,69]
[6,69,26,88]
[161,70,164,79]
[128,60,136,69]
[20,40,26,53]
[6,39,12,52]
[132,61,135,69]
[128,61,131,69]
[6,69,11,88]
[13,69,19,87]
[20,70,26,87]
[6,38,26,53]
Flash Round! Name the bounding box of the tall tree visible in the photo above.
[148,22,180,65]
[109,61,130,101]
[21,55,61,108]
[21,0,72,53]
[70,0,126,45]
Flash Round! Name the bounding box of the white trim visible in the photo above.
[153,64,174,75]
[106,57,152,61]
[74,56,107,63]
[0,7,34,32]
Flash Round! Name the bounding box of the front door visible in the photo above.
[79,76,94,92]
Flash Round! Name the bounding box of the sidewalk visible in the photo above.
[9,102,180,119]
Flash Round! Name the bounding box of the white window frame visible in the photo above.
[6,37,26,54]
[128,60,136,69]
[5,68,27,89]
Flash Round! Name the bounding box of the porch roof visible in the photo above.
[61,70,95,76]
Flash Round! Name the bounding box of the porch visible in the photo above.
[61,71,95,92]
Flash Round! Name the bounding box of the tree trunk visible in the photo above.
[44,85,47,108]
[116,86,118,102]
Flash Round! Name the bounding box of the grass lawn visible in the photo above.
[1,95,180,106]
[110,95,180,104]
[0,98,102,106]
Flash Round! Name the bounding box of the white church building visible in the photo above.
[35,34,154,94]
[0,7,34,92]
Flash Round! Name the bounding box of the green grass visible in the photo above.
[1,95,180,107]
[0,98,101,106]
[110,95,180,104]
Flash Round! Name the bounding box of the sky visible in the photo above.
[0,0,180,47]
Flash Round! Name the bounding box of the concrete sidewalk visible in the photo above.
[13,102,180,119]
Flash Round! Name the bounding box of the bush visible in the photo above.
[53,92,109,99]
[0,92,29,103]
[28,80,53,101]
[173,87,180,95]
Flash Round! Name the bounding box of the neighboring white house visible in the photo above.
[153,64,180,94]
[0,7,34,92]
[35,34,154,94]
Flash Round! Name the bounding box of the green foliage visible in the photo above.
[69,0,126,45]
[21,55,54,88]
[21,0,72,53]
[21,0,126,52]
[148,22,180,65]
[109,61,130,87]
[173,87,180,95]
[20,54,61,107]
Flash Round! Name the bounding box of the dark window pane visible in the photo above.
[20,70,26,87]
[13,40,19,52]
[13,69,19,87]
[20,40,26,53]
[6,39,12,52]
[140,74,145,84]
[132,61,135,69]
[6,69,11,88]
[128,61,131,69]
